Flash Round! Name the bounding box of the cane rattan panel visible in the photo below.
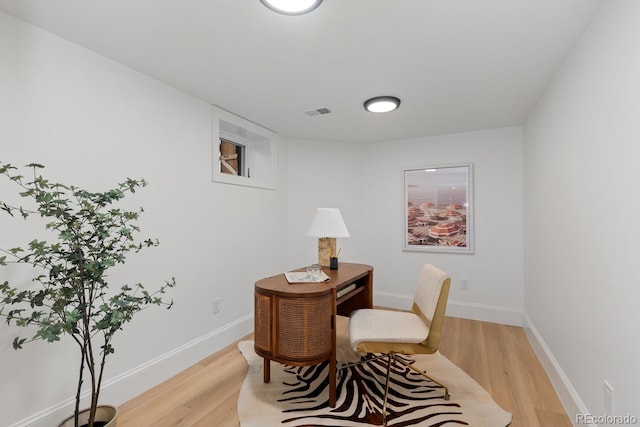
[254,293,271,353]
[277,295,333,359]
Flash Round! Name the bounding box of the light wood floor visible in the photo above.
[118,317,572,427]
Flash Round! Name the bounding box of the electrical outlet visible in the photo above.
[604,381,613,415]
[212,298,221,315]
[461,279,470,290]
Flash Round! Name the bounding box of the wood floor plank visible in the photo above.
[118,338,248,427]
[438,318,572,427]
[118,317,572,427]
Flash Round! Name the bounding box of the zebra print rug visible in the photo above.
[238,341,511,427]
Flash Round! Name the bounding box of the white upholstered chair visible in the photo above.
[347,263,451,423]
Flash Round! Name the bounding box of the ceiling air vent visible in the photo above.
[304,107,332,117]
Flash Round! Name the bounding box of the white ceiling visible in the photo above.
[0,0,602,143]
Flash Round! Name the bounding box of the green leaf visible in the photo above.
[12,337,27,350]
[59,230,73,240]
[0,163,16,174]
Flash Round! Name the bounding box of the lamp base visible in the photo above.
[317,237,336,267]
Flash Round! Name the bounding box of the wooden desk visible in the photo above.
[254,262,373,407]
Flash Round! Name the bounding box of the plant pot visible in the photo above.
[58,405,118,427]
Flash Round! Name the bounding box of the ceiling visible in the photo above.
[0,0,602,143]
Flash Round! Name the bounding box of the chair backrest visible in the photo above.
[410,264,451,353]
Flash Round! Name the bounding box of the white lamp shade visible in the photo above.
[305,208,350,238]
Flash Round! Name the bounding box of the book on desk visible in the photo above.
[284,271,330,283]
[337,282,358,299]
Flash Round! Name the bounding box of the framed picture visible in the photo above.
[403,164,474,253]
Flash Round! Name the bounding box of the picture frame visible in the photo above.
[403,164,474,253]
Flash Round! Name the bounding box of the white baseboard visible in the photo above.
[373,291,415,311]
[522,313,592,427]
[10,314,254,427]
[374,291,523,326]
[445,301,523,326]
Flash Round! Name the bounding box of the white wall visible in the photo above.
[0,11,287,426]
[361,128,524,324]
[524,0,640,421]
[286,130,525,324]
[285,130,525,328]
[285,139,367,270]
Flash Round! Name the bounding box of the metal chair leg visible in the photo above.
[392,353,450,400]
[381,354,392,426]
[339,353,389,371]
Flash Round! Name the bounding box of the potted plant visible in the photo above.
[0,162,175,427]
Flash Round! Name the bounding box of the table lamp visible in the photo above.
[305,208,350,267]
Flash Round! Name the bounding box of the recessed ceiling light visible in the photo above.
[364,96,401,113]
[260,0,323,15]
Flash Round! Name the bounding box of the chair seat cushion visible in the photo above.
[349,309,429,351]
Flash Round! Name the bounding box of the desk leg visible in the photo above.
[329,287,338,407]
[329,357,336,407]
[263,358,271,383]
